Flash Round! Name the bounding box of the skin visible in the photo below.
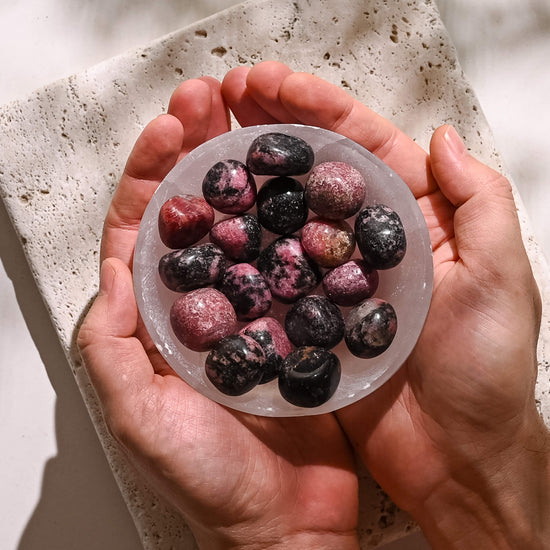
[78,62,550,549]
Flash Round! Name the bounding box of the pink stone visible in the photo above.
[158,194,214,249]
[305,161,366,219]
[300,217,355,268]
[169,288,237,352]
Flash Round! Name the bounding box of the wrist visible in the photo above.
[414,413,550,549]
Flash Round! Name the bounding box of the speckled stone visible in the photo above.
[205,333,265,396]
[246,132,314,175]
[285,295,345,348]
[322,259,379,307]
[1,0,548,548]
[158,242,226,292]
[170,288,237,352]
[256,176,308,235]
[209,214,262,262]
[202,159,257,214]
[305,161,366,219]
[355,204,407,270]
[240,317,293,383]
[300,217,355,267]
[345,298,398,358]
[218,263,272,321]
[257,236,321,303]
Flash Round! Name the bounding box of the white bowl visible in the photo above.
[133,124,433,416]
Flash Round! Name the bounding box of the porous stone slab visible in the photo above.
[0,0,548,548]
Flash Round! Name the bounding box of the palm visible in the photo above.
[220,62,541,515]
[85,75,358,544]
[122,356,357,541]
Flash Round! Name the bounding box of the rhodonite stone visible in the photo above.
[344,298,398,358]
[218,263,272,321]
[300,217,355,267]
[278,346,341,408]
[256,176,308,235]
[285,295,344,348]
[169,288,237,352]
[209,214,262,262]
[322,260,379,307]
[158,194,214,249]
[240,317,293,383]
[205,334,265,396]
[202,159,257,214]
[257,236,321,303]
[355,204,407,269]
[246,132,314,176]
[158,243,226,292]
[305,161,366,219]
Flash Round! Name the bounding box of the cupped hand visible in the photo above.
[78,76,359,550]
[221,61,549,548]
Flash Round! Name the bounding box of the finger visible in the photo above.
[198,76,232,142]
[169,77,231,159]
[429,125,531,282]
[101,114,184,264]
[274,70,437,197]
[77,258,154,408]
[242,61,301,123]
[221,66,280,125]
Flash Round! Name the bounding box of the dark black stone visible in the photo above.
[285,295,344,348]
[257,176,308,235]
[158,243,226,292]
[205,334,265,396]
[355,204,407,269]
[278,346,341,408]
[344,298,398,358]
[246,132,314,176]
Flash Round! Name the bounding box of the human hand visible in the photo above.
[77,77,359,550]
[221,61,550,548]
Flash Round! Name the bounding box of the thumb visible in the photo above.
[429,125,530,282]
[78,257,153,408]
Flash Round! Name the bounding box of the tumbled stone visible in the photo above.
[169,288,237,352]
[256,176,308,235]
[240,317,293,383]
[158,242,226,292]
[300,217,355,267]
[322,259,379,307]
[218,263,272,321]
[205,334,265,396]
[344,298,397,358]
[209,214,262,262]
[284,295,344,348]
[257,236,321,303]
[279,346,341,408]
[246,132,314,176]
[158,194,214,249]
[202,159,257,214]
[305,161,366,219]
[355,204,407,269]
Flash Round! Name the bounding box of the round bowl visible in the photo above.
[133,124,433,416]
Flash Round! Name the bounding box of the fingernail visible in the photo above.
[444,126,467,158]
[99,259,115,295]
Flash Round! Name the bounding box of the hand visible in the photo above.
[221,61,550,549]
[78,77,359,550]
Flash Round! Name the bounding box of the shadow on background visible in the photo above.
[0,200,141,550]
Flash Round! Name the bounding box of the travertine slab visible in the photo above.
[1,0,548,547]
